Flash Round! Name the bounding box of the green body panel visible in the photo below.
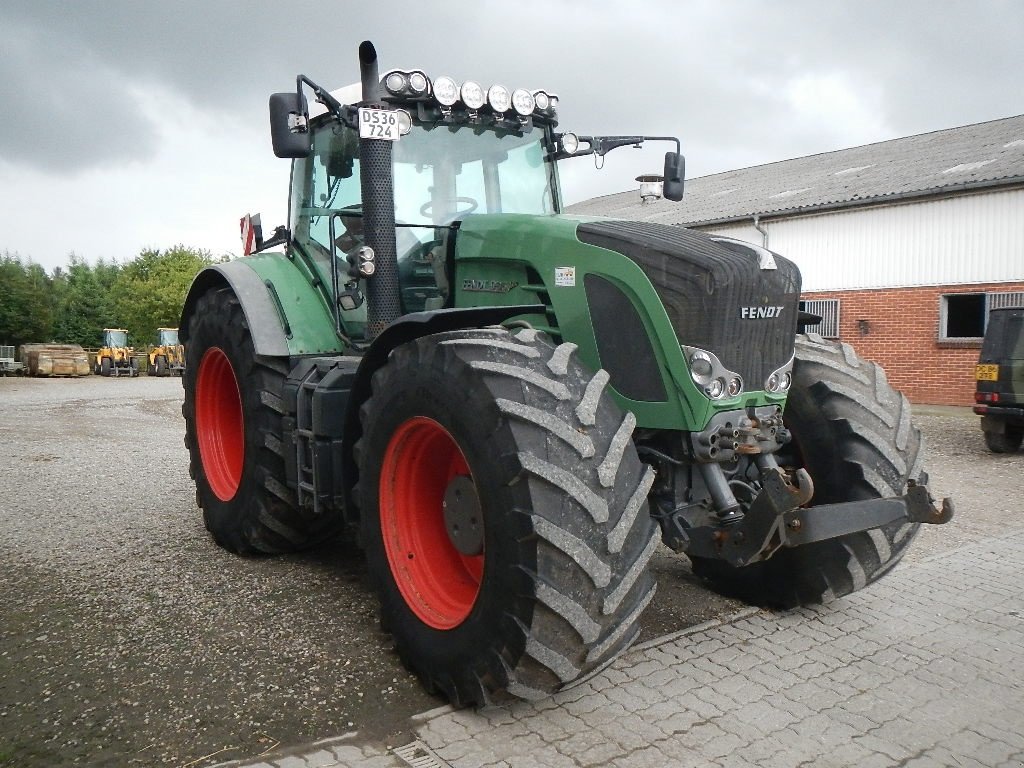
[453,213,787,431]
[242,251,343,356]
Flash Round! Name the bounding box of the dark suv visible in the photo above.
[975,306,1024,453]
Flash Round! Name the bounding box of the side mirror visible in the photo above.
[663,152,685,201]
[269,92,311,159]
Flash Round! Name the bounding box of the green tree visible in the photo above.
[52,255,121,347]
[112,246,218,344]
[0,251,55,349]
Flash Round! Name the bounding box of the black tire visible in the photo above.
[155,355,167,377]
[100,357,111,377]
[690,334,925,609]
[984,427,1022,453]
[182,287,342,554]
[357,327,658,706]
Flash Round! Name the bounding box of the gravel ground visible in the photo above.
[0,377,1016,767]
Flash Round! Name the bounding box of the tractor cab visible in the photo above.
[265,46,684,343]
[104,329,129,349]
[157,328,180,347]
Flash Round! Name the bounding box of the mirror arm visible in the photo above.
[554,134,682,161]
[297,74,344,117]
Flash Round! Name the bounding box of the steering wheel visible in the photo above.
[419,196,479,219]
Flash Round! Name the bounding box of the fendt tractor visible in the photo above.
[180,42,953,705]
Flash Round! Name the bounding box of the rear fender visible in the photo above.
[179,256,341,357]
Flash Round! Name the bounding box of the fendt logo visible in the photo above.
[740,306,785,319]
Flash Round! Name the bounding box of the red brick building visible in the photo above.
[570,116,1024,405]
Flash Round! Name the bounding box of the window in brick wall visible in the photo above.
[799,299,840,338]
[940,293,986,339]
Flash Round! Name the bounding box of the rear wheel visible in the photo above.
[690,334,925,608]
[155,355,167,377]
[100,357,111,377]
[358,327,658,705]
[984,427,1022,453]
[182,287,341,554]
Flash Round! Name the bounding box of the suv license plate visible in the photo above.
[358,108,401,141]
[976,364,999,381]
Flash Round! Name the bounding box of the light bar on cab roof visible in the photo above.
[376,69,558,118]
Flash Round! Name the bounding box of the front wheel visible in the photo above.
[182,287,341,554]
[690,334,926,608]
[155,355,167,377]
[358,327,659,705]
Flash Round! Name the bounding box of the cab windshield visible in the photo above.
[392,121,557,224]
[106,330,128,348]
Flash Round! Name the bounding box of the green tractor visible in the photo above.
[180,41,952,705]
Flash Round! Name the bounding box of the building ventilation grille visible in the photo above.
[800,298,840,338]
[989,291,1024,310]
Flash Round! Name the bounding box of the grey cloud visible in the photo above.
[1,0,1021,178]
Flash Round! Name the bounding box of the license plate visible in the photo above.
[358,107,401,141]
[976,364,999,381]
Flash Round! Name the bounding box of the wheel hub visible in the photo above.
[443,475,483,556]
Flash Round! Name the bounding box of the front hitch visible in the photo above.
[677,470,954,567]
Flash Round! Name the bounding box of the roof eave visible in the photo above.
[684,175,1024,228]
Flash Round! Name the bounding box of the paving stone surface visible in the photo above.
[220,529,1024,768]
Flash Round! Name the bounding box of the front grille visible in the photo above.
[577,220,801,388]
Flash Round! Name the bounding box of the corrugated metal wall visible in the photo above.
[697,188,1024,291]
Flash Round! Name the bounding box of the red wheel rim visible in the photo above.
[380,417,483,630]
[195,347,244,501]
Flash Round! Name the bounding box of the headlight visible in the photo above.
[533,90,550,110]
[764,354,795,395]
[561,133,579,154]
[689,352,713,385]
[511,88,535,116]
[409,72,428,94]
[385,72,407,94]
[488,84,511,113]
[433,76,459,106]
[461,80,486,110]
[682,345,744,401]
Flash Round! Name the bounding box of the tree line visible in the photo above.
[0,247,222,352]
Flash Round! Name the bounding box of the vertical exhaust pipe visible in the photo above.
[357,41,402,337]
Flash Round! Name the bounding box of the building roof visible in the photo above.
[567,114,1024,226]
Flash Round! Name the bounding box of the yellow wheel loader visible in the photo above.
[148,327,185,376]
[95,328,138,377]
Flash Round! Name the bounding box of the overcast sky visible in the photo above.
[1,0,1022,272]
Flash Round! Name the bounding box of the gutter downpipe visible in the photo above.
[753,215,769,249]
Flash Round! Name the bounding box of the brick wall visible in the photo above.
[803,282,1024,406]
